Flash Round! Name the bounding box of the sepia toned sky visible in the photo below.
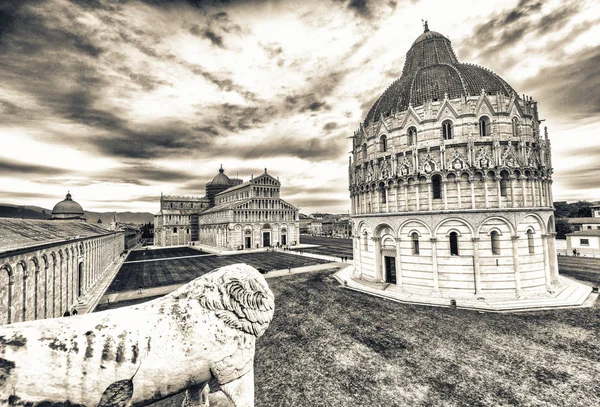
[1,0,599,214]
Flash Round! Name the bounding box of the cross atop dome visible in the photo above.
[219,164,224,173]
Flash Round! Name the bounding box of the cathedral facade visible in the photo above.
[154,168,299,249]
[349,26,559,300]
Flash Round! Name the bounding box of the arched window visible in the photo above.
[527,229,535,254]
[491,231,500,255]
[380,183,387,204]
[407,127,417,145]
[432,175,442,199]
[361,143,367,160]
[500,171,509,197]
[442,120,453,140]
[449,232,459,255]
[512,117,519,137]
[479,116,490,137]
[172,227,177,233]
[186,228,190,234]
[411,232,420,255]
[363,231,369,250]
[380,135,387,152]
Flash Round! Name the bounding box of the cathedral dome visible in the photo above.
[209,166,232,186]
[364,25,517,125]
[52,192,84,219]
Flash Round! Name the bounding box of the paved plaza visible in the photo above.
[106,247,330,293]
[125,247,208,261]
[297,235,353,259]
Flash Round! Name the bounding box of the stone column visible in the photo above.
[484,175,489,208]
[548,232,560,286]
[357,237,363,279]
[415,182,420,211]
[427,180,432,211]
[541,234,552,290]
[457,178,462,209]
[404,182,409,210]
[511,235,522,296]
[522,177,527,207]
[385,187,390,213]
[395,184,400,212]
[395,237,403,289]
[531,178,537,206]
[430,238,440,295]
[496,177,502,208]
[372,237,382,282]
[472,237,482,295]
[470,176,476,209]
[443,180,448,210]
[510,176,516,207]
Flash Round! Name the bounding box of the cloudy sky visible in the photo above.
[1,0,599,214]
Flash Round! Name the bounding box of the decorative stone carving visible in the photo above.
[475,147,493,169]
[421,152,438,174]
[355,167,363,184]
[448,149,468,171]
[501,146,520,168]
[379,159,391,180]
[0,264,275,407]
[398,155,412,176]
[366,162,374,182]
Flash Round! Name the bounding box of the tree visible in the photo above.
[141,222,154,239]
[555,218,573,239]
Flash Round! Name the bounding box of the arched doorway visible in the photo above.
[281,227,287,246]
[244,229,252,249]
[78,261,84,297]
[381,237,397,284]
[262,224,272,247]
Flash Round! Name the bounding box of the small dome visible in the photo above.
[209,165,232,186]
[52,192,84,219]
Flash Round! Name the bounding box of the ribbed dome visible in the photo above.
[364,26,517,125]
[52,192,84,216]
[209,166,232,186]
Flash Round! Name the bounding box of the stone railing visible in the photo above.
[0,264,274,407]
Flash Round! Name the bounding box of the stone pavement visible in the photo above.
[334,266,598,313]
[75,251,129,314]
[98,261,346,306]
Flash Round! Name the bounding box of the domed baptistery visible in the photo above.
[346,25,578,307]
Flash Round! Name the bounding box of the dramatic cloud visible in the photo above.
[0,158,71,178]
[519,45,600,121]
[1,0,599,213]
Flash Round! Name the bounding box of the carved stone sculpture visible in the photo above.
[0,263,274,407]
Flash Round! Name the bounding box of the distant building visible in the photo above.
[566,230,600,256]
[299,214,314,234]
[566,205,600,255]
[0,194,124,324]
[51,192,85,221]
[566,206,600,231]
[154,167,299,249]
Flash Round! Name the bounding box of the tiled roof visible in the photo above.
[566,218,600,224]
[364,29,517,125]
[199,199,253,215]
[566,229,600,237]
[0,218,115,255]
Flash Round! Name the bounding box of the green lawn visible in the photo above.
[148,268,599,406]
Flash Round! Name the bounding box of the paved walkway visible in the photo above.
[98,262,346,306]
[333,266,597,313]
[123,253,214,264]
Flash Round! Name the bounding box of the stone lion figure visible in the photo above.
[0,263,274,407]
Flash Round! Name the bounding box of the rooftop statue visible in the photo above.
[0,263,274,407]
